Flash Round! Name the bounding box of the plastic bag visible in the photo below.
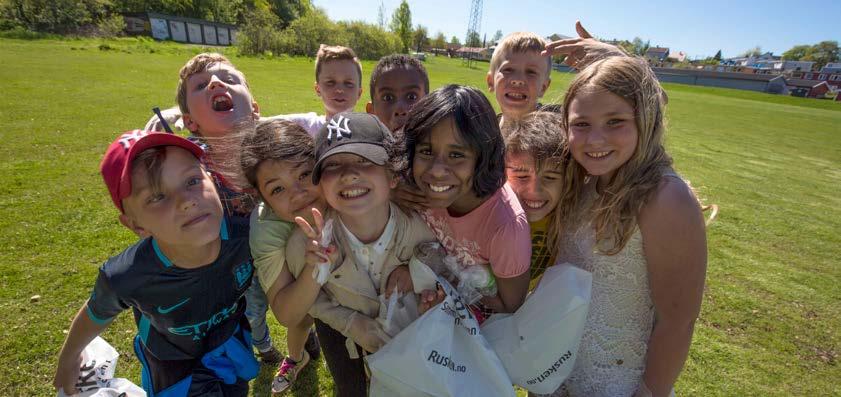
[375,286,421,337]
[481,264,592,394]
[367,267,515,397]
[408,241,497,304]
[56,337,145,397]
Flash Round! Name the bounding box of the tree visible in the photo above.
[803,41,839,70]
[713,49,722,61]
[376,0,386,29]
[450,35,461,47]
[492,29,502,43]
[412,24,428,52]
[465,30,481,47]
[741,46,762,58]
[389,0,411,53]
[631,37,650,56]
[432,31,446,49]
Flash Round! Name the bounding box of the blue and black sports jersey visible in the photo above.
[87,217,254,361]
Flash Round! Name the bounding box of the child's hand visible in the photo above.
[53,353,83,395]
[392,182,429,211]
[345,313,391,353]
[418,285,446,315]
[295,208,338,269]
[542,21,626,69]
[384,266,413,298]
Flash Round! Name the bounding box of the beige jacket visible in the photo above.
[285,204,436,339]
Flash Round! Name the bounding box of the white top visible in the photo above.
[549,189,655,397]
[339,205,397,292]
[261,112,325,137]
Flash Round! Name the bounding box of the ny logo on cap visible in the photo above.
[326,116,352,143]
[118,130,148,150]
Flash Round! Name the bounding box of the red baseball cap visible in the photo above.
[100,130,205,212]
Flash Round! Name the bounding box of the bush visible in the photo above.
[339,21,402,60]
[95,14,124,38]
[0,26,61,40]
[236,7,282,56]
[275,9,344,57]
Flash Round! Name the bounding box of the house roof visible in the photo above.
[653,67,786,82]
[546,33,572,42]
[456,47,488,53]
[786,79,829,88]
[647,47,670,54]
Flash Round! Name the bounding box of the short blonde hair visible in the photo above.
[176,53,248,114]
[489,32,551,78]
[315,44,362,83]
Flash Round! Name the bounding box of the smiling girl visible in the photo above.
[549,57,707,397]
[404,84,532,317]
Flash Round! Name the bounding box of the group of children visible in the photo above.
[54,25,707,397]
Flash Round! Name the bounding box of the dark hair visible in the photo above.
[239,119,314,194]
[369,54,430,100]
[502,111,567,165]
[403,84,506,198]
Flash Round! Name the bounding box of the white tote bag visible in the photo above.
[57,337,146,397]
[367,278,515,397]
[481,264,592,395]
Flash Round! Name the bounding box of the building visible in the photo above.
[788,70,841,89]
[666,51,687,63]
[456,47,492,61]
[123,12,237,46]
[645,47,670,62]
[753,60,815,73]
[786,80,832,98]
[653,67,789,94]
[821,62,841,73]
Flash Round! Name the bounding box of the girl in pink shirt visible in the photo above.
[403,84,532,316]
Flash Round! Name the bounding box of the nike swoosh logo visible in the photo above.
[157,298,190,314]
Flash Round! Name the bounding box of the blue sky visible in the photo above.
[312,0,840,59]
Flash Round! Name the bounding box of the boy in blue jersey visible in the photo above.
[53,130,258,397]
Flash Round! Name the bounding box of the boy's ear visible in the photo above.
[366,102,374,114]
[251,100,260,119]
[119,213,151,239]
[356,87,363,101]
[314,82,322,97]
[486,72,495,91]
[181,113,200,133]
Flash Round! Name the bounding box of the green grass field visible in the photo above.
[1,37,839,396]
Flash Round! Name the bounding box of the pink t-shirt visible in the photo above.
[421,183,531,278]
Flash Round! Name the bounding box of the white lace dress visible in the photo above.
[548,222,655,397]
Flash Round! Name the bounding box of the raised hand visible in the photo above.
[542,21,627,70]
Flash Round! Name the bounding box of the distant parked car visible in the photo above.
[412,52,427,61]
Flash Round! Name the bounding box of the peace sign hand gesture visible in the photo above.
[295,208,338,285]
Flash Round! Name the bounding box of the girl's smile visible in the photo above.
[412,118,484,216]
[567,88,639,184]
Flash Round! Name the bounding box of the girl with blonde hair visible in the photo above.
[549,56,707,397]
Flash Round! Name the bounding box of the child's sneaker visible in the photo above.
[304,328,321,360]
[257,346,282,366]
[271,350,311,395]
